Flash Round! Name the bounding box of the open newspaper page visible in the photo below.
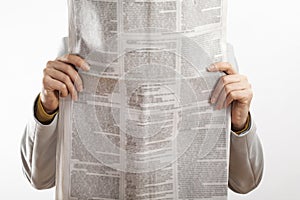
[56,0,230,199]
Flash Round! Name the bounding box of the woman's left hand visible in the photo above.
[207,62,253,131]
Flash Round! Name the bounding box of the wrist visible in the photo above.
[231,103,249,131]
[231,112,251,134]
[40,89,59,114]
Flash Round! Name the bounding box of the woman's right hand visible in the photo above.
[40,54,90,114]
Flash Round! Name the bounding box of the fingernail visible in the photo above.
[83,62,90,71]
[78,85,83,92]
[73,95,78,101]
[207,64,217,72]
[210,97,216,104]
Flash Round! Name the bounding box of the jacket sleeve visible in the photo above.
[20,96,58,189]
[227,44,264,193]
[228,116,264,194]
[20,37,68,190]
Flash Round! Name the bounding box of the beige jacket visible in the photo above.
[20,38,264,197]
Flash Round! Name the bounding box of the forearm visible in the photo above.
[228,116,264,194]
[20,96,58,189]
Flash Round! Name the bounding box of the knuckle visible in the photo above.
[229,92,236,99]
[78,59,85,67]
[60,92,67,97]
[224,85,231,93]
[235,76,242,82]
[221,76,228,84]
[65,64,72,73]
[76,55,85,65]
[62,75,71,83]
[42,76,49,86]
[66,65,77,78]
[46,60,53,67]
[225,62,232,68]
[61,87,68,96]
[43,68,48,75]
[241,75,248,81]
[73,56,83,67]
[66,65,78,81]
[60,83,67,91]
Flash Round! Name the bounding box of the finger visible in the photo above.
[224,89,253,108]
[207,62,237,75]
[210,74,241,104]
[45,68,78,101]
[46,60,83,92]
[56,54,90,71]
[215,82,248,110]
[43,75,69,98]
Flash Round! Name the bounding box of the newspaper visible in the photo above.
[56,0,230,199]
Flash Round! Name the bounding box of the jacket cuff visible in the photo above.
[34,94,58,125]
[26,101,58,142]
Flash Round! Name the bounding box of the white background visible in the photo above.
[0,0,300,199]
